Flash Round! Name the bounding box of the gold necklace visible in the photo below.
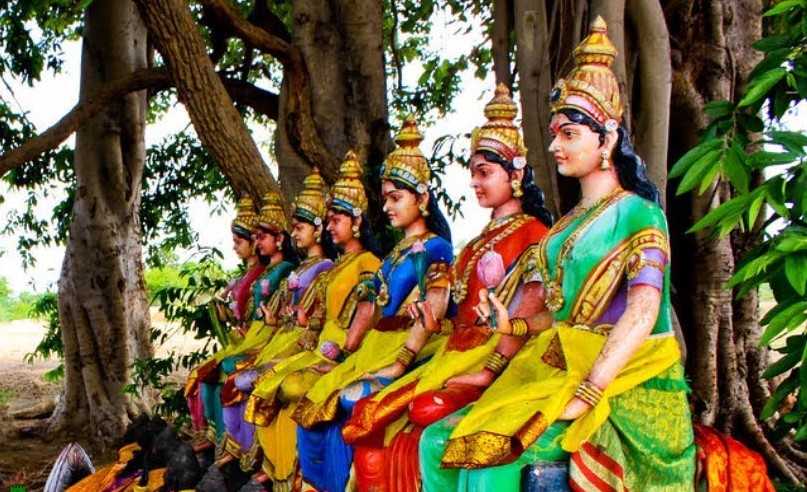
[540,188,627,313]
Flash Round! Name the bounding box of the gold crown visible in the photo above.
[328,150,368,217]
[293,168,328,225]
[380,114,431,192]
[232,196,258,237]
[549,16,623,125]
[470,84,528,166]
[257,190,288,232]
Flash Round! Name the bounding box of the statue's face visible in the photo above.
[381,180,421,231]
[326,210,356,247]
[469,153,514,210]
[548,113,603,179]
[291,218,317,251]
[232,232,254,261]
[254,227,280,257]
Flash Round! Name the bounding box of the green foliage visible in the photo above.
[23,290,64,382]
[0,388,12,406]
[669,1,807,445]
[0,276,38,321]
[125,248,233,422]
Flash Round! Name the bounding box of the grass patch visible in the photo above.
[0,388,14,406]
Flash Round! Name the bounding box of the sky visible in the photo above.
[0,11,498,294]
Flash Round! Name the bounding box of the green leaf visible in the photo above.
[748,191,766,227]
[669,139,723,179]
[763,0,805,17]
[761,375,799,420]
[762,349,800,379]
[699,161,722,194]
[723,143,750,194]
[747,150,799,168]
[689,192,757,234]
[768,130,807,156]
[777,237,807,253]
[785,253,807,295]
[676,149,723,195]
[738,67,787,107]
[752,34,793,52]
[703,100,734,119]
[759,300,807,346]
[801,340,807,407]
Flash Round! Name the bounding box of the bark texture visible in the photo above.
[51,0,152,441]
[666,0,804,482]
[134,0,278,201]
[277,0,392,200]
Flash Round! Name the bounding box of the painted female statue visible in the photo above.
[292,116,455,492]
[343,86,553,491]
[216,191,297,465]
[243,152,381,491]
[184,196,267,449]
[419,17,694,491]
[220,168,337,479]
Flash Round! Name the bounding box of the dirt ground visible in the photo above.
[0,313,206,492]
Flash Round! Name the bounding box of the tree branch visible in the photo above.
[197,0,341,183]
[0,68,170,178]
[0,67,280,178]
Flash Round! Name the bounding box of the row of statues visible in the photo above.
[65,17,774,492]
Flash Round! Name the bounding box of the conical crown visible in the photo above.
[470,84,527,166]
[293,168,328,225]
[257,190,288,232]
[549,16,623,124]
[380,114,431,192]
[328,151,368,217]
[232,196,258,238]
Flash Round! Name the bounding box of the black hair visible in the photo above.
[384,179,453,244]
[556,108,662,206]
[356,212,383,258]
[294,215,339,260]
[475,150,554,227]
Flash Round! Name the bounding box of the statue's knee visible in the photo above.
[279,371,318,403]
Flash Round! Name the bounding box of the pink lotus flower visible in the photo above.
[476,250,505,330]
[287,272,301,291]
[411,239,426,254]
[320,340,342,360]
[260,278,271,296]
[477,250,505,288]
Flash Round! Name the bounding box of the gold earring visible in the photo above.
[314,231,321,243]
[418,203,430,217]
[600,150,611,170]
[277,241,282,251]
[511,179,523,198]
[352,224,360,238]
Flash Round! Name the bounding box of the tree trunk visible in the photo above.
[50,0,152,442]
[627,0,670,202]
[666,0,804,482]
[134,0,278,201]
[277,0,391,200]
[514,0,560,217]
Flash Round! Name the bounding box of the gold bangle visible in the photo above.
[574,380,604,407]
[510,318,528,336]
[484,351,509,376]
[439,318,454,335]
[396,346,416,368]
